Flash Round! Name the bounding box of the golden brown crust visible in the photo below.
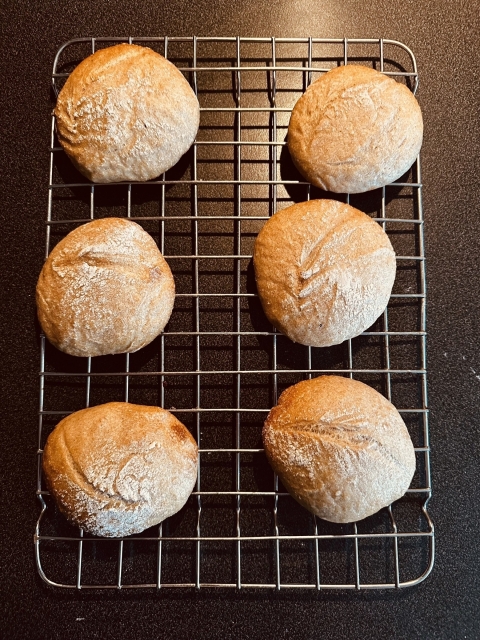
[288,65,423,193]
[253,199,396,347]
[55,43,200,183]
[43,402,198,537]
[263,376,416,523]
[36,218,175,357]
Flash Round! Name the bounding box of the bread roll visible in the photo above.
[263,376,416,523]
[253,199,396,347]
[288,64,423,193]
[36,218,175,357]
[55,43,200,183]
[43,402,198,537]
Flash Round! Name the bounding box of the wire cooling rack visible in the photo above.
[35,36,433,590]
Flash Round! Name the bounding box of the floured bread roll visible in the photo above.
[288,64,423,193]
[43,402,198,537]
[55,43,200,183]
[263,376,416,523]
[253,199,396,347]
[36,218,175,357]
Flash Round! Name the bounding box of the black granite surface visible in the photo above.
[1,1,479,639]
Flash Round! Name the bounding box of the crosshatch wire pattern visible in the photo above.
[35,36,434,590]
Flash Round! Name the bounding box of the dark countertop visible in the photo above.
[1,1,479,638]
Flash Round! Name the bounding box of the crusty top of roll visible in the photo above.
[263,376,416,523]
[288,64,423,193]
[253,199,396,347]
[43,402,198,537]
[55,43,200,183]
[36,218,175,357]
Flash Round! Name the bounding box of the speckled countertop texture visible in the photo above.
[1,1,479,638]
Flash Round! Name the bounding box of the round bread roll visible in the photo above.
[288,64,423,193]
[36,218,175,357]
[55,43,200,183]
[263,376,416,523]
[253,199,396,347]
[43,402,198,537]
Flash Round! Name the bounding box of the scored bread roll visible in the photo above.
[36,218,175,357]
[43,402,198,537]
[263,376,416,523]
[55,43,200,183]
[288,64,423,193]
[253,199,396,347]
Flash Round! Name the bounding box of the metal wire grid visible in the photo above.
[35,36,434,590]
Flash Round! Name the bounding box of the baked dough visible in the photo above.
[55,43,200,183]
[263,376,416,523]
[253,199,396,347]
[43,402,198,537]
[36,218,175,357]
[288,64,423,193]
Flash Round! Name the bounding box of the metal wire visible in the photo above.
[36,36,433,591]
